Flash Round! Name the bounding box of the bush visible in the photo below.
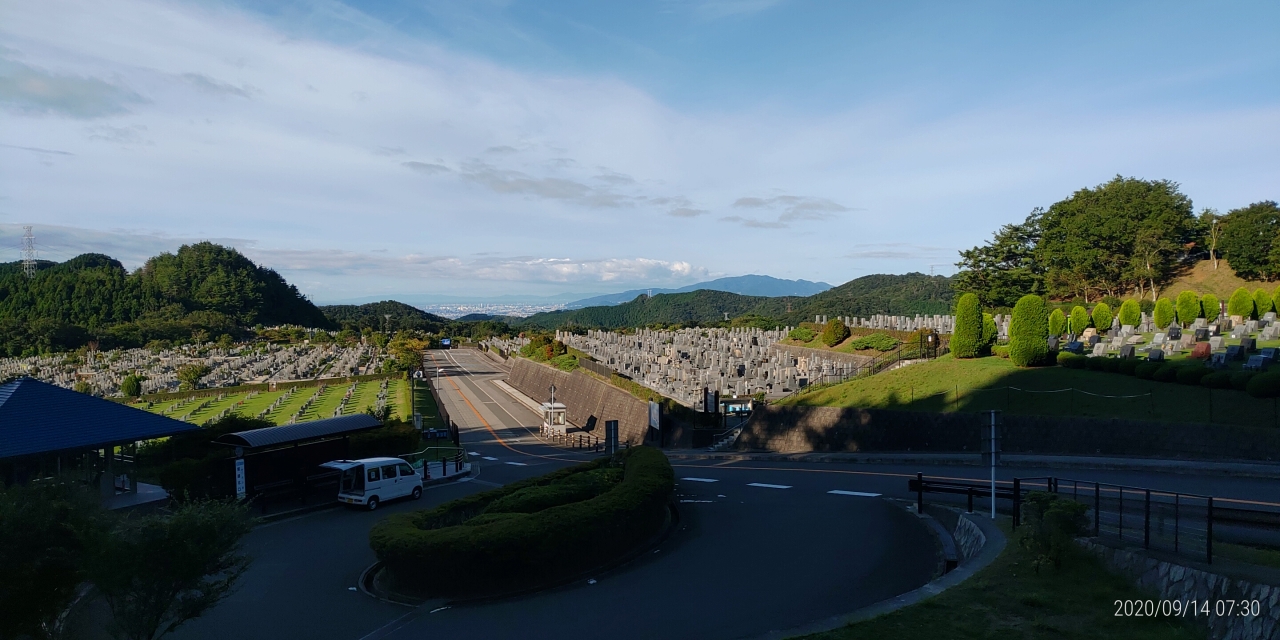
[1230,370,1256,391]
[120,374,143,398]
[1201,371,1233,389]
[1134,362,1161,379]
[484,483,606,515]
[1152,364,1179,383]
[1202,293,1220,323]
[1048,308,1066,338]
[951,293,982,358]
[1246,372,1280,398]
[787,327,816,342]
[370,447,674,598]
[1009,295,1049,367]
[992,344,1010,359]
[1228,287,1253,319]
[1018,491,1089,572]
[549,354,579,372]
[1118,299,1141,328]
[1056,352,1086,368]
[1153,298,1175,330]
[1101,358,1121,373]
[848,333,899,352]
[1175,291,1200,326]
[1139,299,1155,314]
[1175,366,1210,385]
[1069,306,1089,335]
[1085,356,1107,371]
[1118,359,1142,375]
[1255,289,1274,319]
[1091,303,1113,333]
[981,313,997,355]
[820,319,851,347]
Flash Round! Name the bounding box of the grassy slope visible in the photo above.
[1162,259,1275,300]
[802,523,1203,640]
[779,353,1280,428]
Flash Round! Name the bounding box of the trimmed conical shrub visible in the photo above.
[1118,299,1141,328]
[1153,297,1175,329]
[1069,306,1089,335]
[951,293,982,358]
[1254,288,1273,319]
[1175,291,1200,327]
[1228,287,1253,319]
[1009,294,1048,367]
[981,312,997,355]
[1092,302,1113,333]
[821,318,850,347]
[1048,308,1066,337]
[1202,293,1220,323]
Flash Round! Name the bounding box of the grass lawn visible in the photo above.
[412,381,443,430]
[1214,542,1280,571]
[800,523,1204,640]
[779,353,1280,429]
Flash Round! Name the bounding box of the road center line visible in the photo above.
[680,477,719,483]
[828,490,882,497]
[746,482,792,489]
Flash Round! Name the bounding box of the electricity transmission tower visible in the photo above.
[21,226,37,278]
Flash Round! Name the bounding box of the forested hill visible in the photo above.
[517,273,954,330]
[0,243,330,356]
[320,300,452,332]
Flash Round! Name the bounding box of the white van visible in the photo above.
[319,457,423,510]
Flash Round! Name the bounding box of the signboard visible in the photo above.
[413,413,422,430]
[648,400,660,430]
[703,388,719,414]
[441,338,451,347]
[605,420,619,454]
[235,459,246,499]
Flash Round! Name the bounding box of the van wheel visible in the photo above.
[411,486,422,500]
[366,496,379,511]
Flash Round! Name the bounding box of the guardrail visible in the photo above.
[540,425,605,452]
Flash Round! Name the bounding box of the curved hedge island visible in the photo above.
[369,446,674,598]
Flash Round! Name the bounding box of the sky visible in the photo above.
[1,0,1278,303]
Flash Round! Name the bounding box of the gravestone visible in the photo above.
[1266,312,1278,323]
[1119,344,1136,359]
[1120,325,1135,336]
[1047,336,1060,351]
[1209,352,1228,369]
[1210,336,1225,350]
[1168,326,1182,340]
[1087,335,1101,347]
[1245,355,1268,371]
[1240,337,1256,353]
[1091,343,1107,357]
[1226,345,1244,361]
[1247,320,1259,333]
[1190,342,1212,359]
[1194,328,1210,342]
[1065,341,1084,354]
[1151,333,1166,345]
[1263,347,1279,360]
[1146,349,1165,362]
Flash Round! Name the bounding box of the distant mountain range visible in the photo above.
[563,275,833,308]
[518,273,952,330]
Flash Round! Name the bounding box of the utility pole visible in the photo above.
[21,226,37,278]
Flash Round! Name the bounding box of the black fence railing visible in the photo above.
[910,473,1280,566]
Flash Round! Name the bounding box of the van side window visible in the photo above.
[367,467,380,482]
[382,465,399,478]
[398,463,415,476]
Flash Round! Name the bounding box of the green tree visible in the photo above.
[0,483,107,640]
[1175,291,1200,327]
[1228,287,1254,319]
[950,293,982,358]
[1037,177,1196,301]
[176,364,211,391]
[1117,299,1141,328]
[1254,289,1274,319]
[73,380,93,395]
[120,374,143,398]
[953,210,1044,307]
[1153,297,1175,329]
[1047,308,1066,337]
[1200,208,1224,269]
[1219,201,1280,279]
[1008,295,1048,367]
[981,313,997,355]
[90,500,253,640]
[820,318,850,347]
[1201,293,1220,323]
[1091,302,1113,333]
[1068,306,1089,335]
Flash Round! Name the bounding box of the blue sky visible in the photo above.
[1,0,1277,302]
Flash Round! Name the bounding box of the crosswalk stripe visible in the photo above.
[680,477,719,483]
[505,461,528,466]
[828,490,881,497]
[482,456,498,461]
[746,483,791,489]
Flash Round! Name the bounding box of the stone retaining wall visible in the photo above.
[953,514,987,561]
[736,405,1280,461]
[507,358,649,446]
[1081,541,1280,639]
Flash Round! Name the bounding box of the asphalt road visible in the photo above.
[159,348,1280,640]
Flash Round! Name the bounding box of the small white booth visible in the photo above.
[540,402,568,436]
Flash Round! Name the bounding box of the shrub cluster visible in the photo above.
[1175,291,1200,326]
[1048,308,1066,338]
[821,318,851,347]
[787,326,816,342]
[1228,287,1254,319]
[951,293,982,358]
[370,446,674,597]
[1009,295,1048,367]
[1118,299,1141,328]
[1255,289,1274,319]
[848,333,900,352]
[1202,293,1221,322]
[1069,306,1089,335]
[1153,297,1175,329]
[1091,302,1113,332]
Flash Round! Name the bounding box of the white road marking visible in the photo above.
[482,456,498,461]
[505,461,528,466]
[828,490,882,497]
[468,451,480,456]
[746,483,792,489]
[680,477,719,483]
[679,499,714,503]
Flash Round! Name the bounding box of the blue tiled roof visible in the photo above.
[212,413,383,450]
[0,377,200,460]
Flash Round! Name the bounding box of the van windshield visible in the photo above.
[340,467,365,494]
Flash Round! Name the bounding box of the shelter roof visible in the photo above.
[212,413,383,450]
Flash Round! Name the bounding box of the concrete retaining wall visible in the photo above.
[736,405,1280,461]
[1082,540,1280,639]
[953,514,987,561]
[507,358,650,446]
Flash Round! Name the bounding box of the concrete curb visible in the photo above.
[665,451,1280,479]
[746,506,1007,640]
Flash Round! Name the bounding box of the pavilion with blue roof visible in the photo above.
[0,377,199,495]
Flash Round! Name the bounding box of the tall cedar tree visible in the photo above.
[953,209,1044,307]
[1201,294,1220,323]
[1048,308,1066,337]
[981,313,997,355]
[1008,295,1049,367]
[1069,306,1089,335]
[1036,176,1196,302]
[950,293,983,358]
[1254,289,1274,319]
[1153,298,1176,329]
[1219,201,1280,280]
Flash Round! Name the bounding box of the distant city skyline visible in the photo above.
[2,0,1277,299]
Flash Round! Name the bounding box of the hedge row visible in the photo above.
[1055,353,1280,398]
[369,446,674,598]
